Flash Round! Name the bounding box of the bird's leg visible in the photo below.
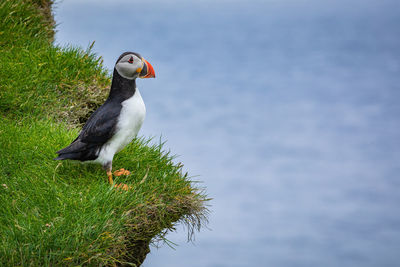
[104,163,131,190]
[107,169,113,185]
[104,162,114,185]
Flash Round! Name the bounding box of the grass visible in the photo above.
[0,0,110,126]
[0,0,208,266]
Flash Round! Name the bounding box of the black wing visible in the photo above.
[55,101,122,161]
[79,101,122,144]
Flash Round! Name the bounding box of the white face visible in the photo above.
[115,54,144,80]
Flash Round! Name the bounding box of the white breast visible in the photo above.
[94,88,146,165]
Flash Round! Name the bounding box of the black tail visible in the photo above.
[54,139,99,162]
[53,154,77,160]
[53,155,65,160]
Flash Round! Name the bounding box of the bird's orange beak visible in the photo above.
[139,58,156,78]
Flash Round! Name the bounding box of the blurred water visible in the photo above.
[54,0,400,266]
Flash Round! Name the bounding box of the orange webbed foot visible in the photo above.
[114,183,132,191]
[113,168,131,176]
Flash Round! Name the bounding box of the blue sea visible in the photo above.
[55,1,400,266]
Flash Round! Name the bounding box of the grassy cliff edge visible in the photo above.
[0,1,208,266]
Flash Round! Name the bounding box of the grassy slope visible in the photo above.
[0,1,208,266]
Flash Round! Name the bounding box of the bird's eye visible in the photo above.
[128,57,134,64]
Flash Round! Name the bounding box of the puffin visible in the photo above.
[55,52,155,189]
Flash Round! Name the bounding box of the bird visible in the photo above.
[55,52,155,189]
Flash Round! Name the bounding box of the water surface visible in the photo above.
[55,1,400,266]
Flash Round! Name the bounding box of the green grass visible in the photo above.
[0,0,208,266]
[0,0,110,125]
